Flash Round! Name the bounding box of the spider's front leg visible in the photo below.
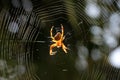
[50,43,57,55]
[50,26,54,39]
[61,24,64,37]
[61,24,66,40]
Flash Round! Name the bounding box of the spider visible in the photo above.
[49,24,68,55]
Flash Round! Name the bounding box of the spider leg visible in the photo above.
[50,43,57,55]
[62,36,65,40]
[62,43,68,53]
[61,24,64,37]
[50,26,54,39]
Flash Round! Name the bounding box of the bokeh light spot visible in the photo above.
[8,22,19,33]
[108,47,120,68]
[85,3,101,18]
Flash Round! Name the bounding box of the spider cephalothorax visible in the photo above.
[49,24,68,55]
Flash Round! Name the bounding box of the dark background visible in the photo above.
[0,0,120,80]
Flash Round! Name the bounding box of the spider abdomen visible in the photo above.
[54,32,61,40]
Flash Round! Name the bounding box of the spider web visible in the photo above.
[0,0,120,80]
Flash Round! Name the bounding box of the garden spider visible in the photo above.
[49,24,68,55]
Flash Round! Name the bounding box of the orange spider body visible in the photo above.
[49,24,68,55]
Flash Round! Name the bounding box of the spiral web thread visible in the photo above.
[0,0,120,80]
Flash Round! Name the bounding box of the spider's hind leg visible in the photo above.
[62,43,68,53]
[50,43,57,55]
